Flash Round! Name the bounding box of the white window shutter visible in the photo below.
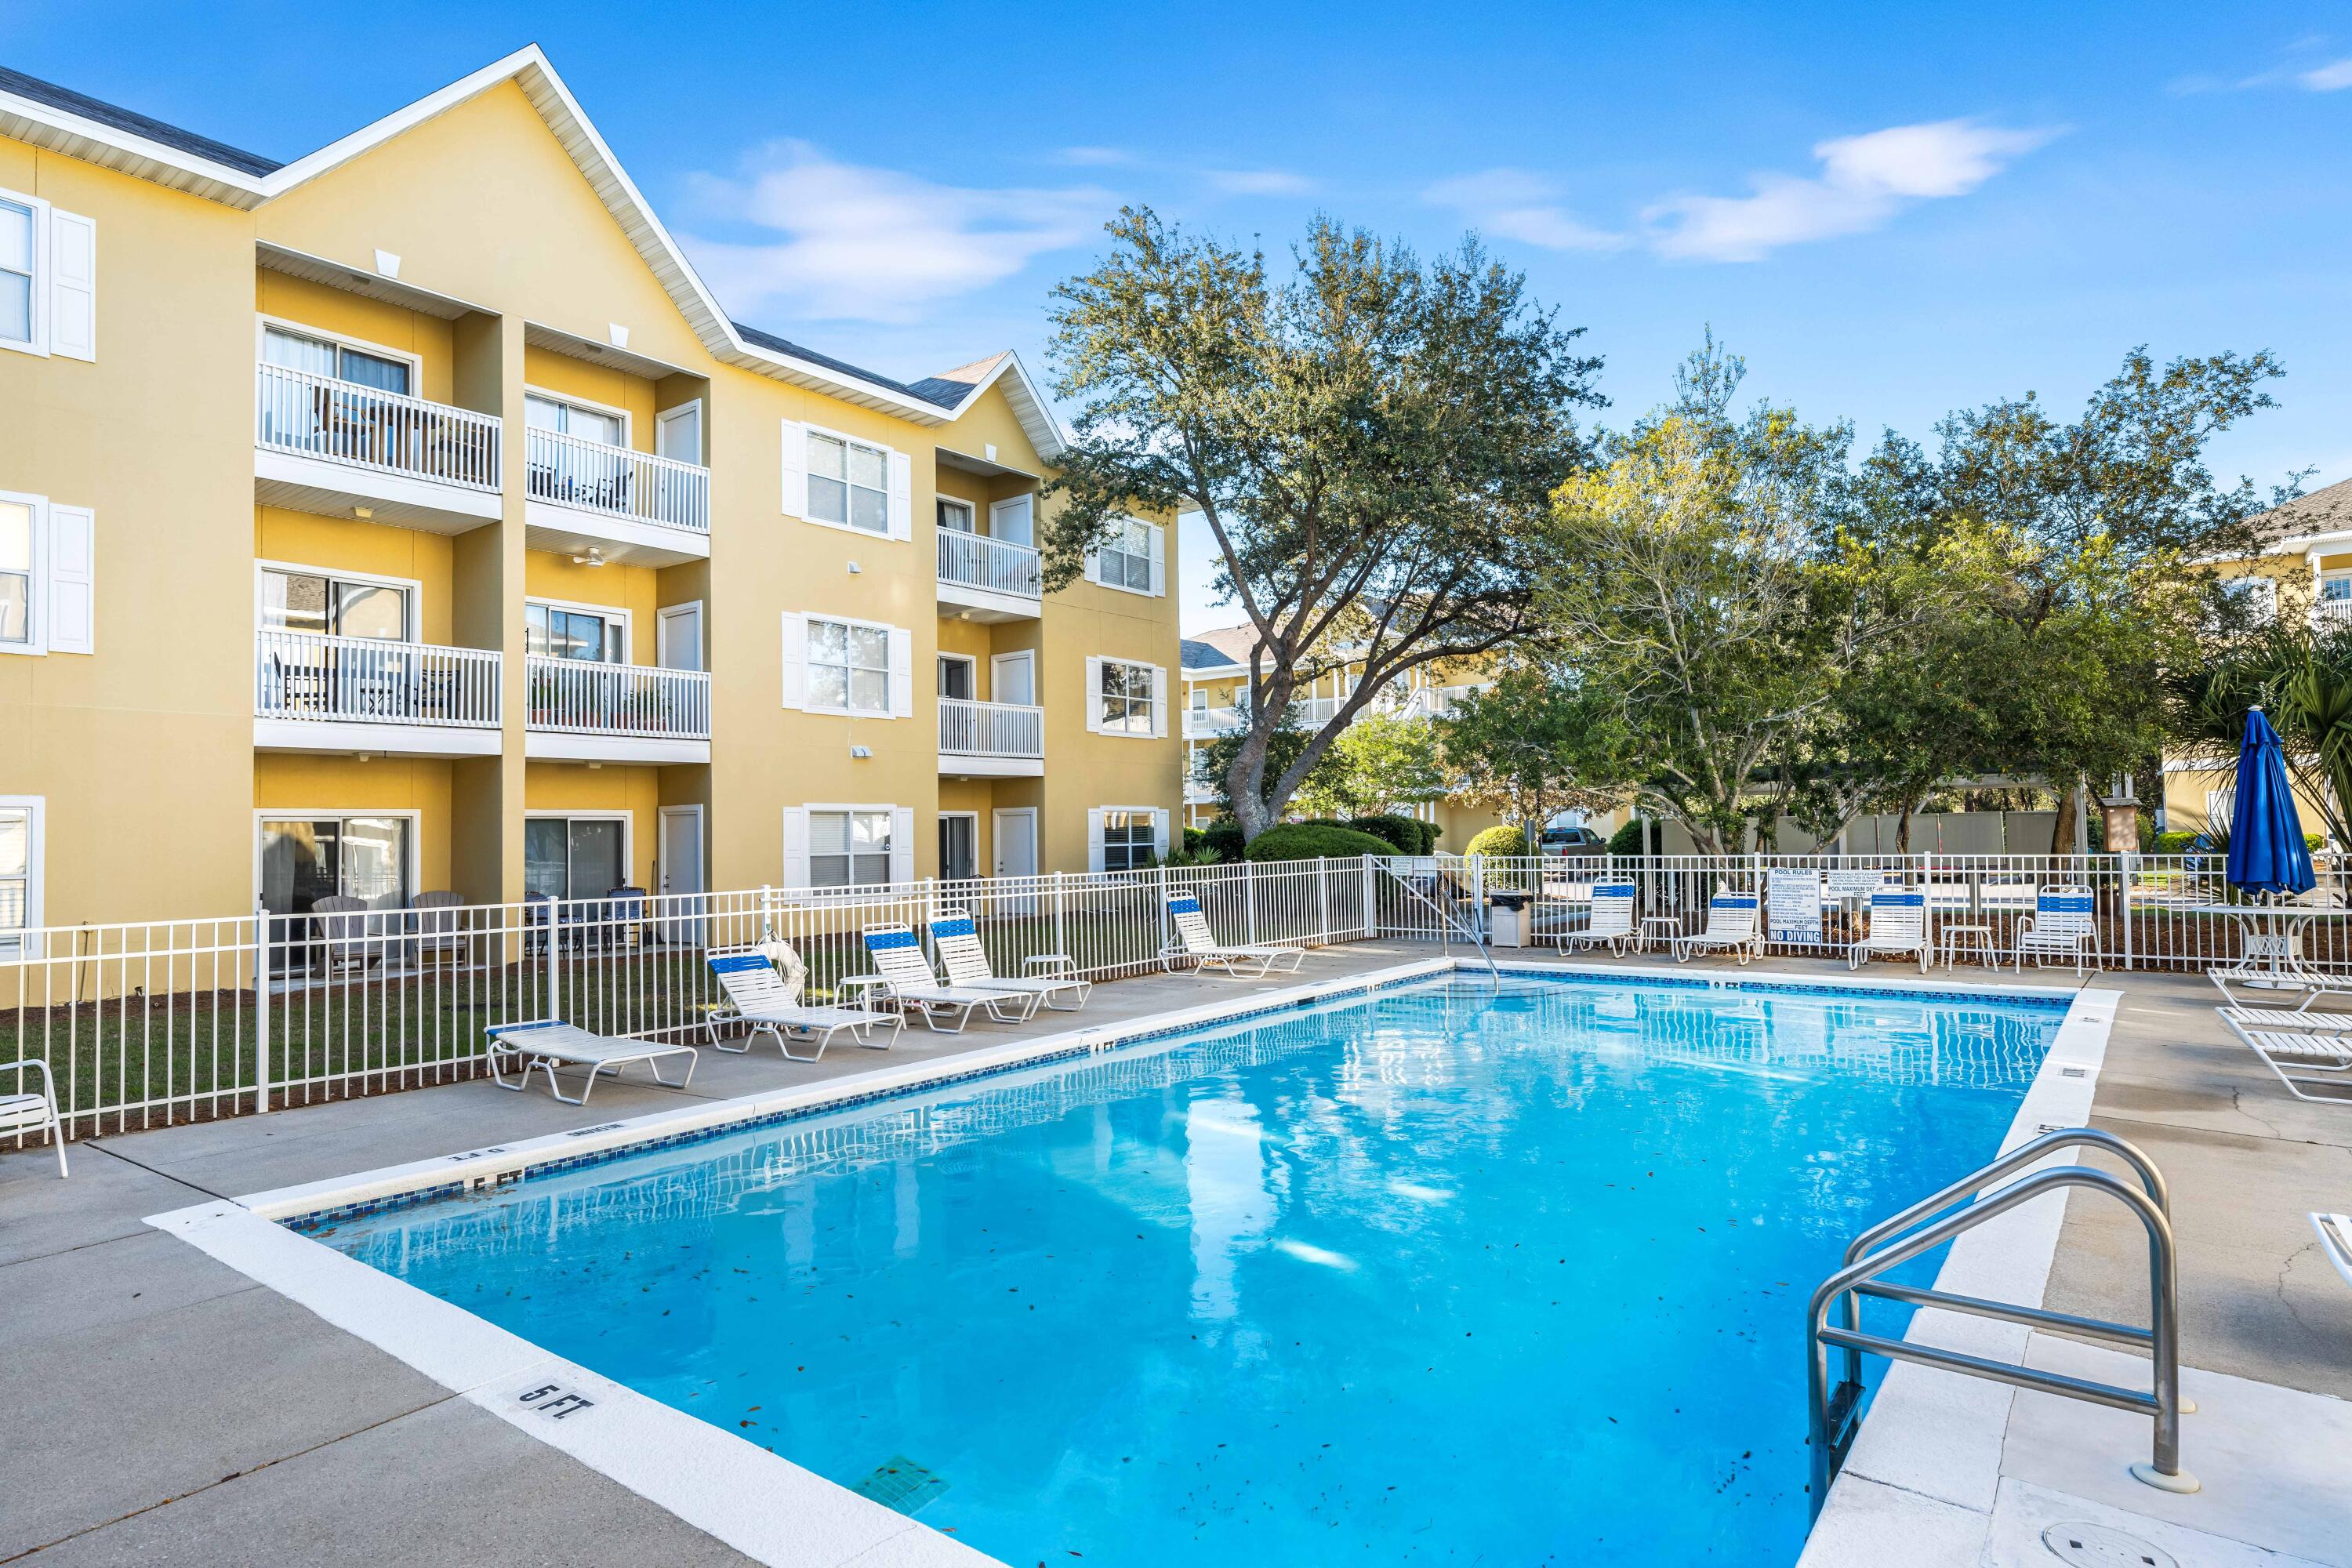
[779,420,807,517]
[889,806,915,885]
[779,612,808,708]
[1152,808,1171,860]
[1147,523,1166,597]
[1149,665,1169,738]
[46,505,93,653]
[887,626,913,717]
[781,808,811,890]
[49,209,95,363]
[1084,656,1104,733]
[1083,544,1102,584]
[1087,808,1106,874]
[886,449,913,541]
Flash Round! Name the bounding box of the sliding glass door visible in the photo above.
[524,817,627,902]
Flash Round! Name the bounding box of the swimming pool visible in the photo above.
[309,973,2065,1566]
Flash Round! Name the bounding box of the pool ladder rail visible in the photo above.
[1374,862,1501,983]
[1805,1126,2197,1516]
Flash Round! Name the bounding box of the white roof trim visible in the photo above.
[922,350,1067,459]
[0,47,1060,432]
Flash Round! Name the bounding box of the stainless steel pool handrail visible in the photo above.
[1377,861,1501,983]
[1805,1134,2193,1516]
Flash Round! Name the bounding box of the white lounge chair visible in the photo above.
[853,923,1036,1033]
[2216,1004,2352,1036]
[484,1018,699,1105]
[2216,1011,2352,1104]
[926,909,1091,1011]
[0,1058,67,1178]
[1558,881,1637,956]
[2311,1212,2352,1289]
[1672,893,1761,964]
[1163,891,1307,978]
[706,944,902,1062]
[2013,887,2100,975]
[1849,887,1930,973]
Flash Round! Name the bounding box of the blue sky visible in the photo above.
[7,2,2349,628]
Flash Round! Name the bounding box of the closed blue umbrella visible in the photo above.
[2226,706,2316,898]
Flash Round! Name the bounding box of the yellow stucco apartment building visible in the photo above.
[0,48,1181,943]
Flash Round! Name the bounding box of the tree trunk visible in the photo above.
[2048,787,2077,855]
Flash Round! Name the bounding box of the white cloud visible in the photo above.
[1054,145,1132,166]
[1645,119,2059,263]
[1422,169,1627,252]
[2299,56,2352,90]
[1203,168,1315,197]
[680,140,1110,323]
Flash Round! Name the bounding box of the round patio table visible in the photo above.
[2169,903,2352,989]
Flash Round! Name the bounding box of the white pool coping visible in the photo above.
[148,956,2106,1568]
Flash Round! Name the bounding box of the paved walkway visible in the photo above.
[3,943,2346,1564]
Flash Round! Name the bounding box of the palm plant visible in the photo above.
[2165,626,2352,848]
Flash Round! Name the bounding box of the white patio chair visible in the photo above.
[2013,886,2100,975]
[1163,891,1307,978]
[926,909,1091,1011]
[2311,1212,2352,1290]
[851,923,1036,1033]
[484,1018,698,1105]
[1849,888,1930,973]
[1557,881,1638,956]
[2216,1011,2352,1104]
[0,1058,67,1178]
[705,943,901,1062]
[1671,893,1762,964]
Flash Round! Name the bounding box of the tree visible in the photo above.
[1042,207,1602,839]
[1434,666,1620,847]
[2165,622,2352,848]
[1290,710,1450,818]
[1537,339,1875,854]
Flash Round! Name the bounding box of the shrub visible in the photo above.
[1465,823,1535,858]
[1345,814,1425,855]
[1607,818,1648,857]
[1183,826,1209,855]
[1200,818,1246,863]
[1243,823,1396,862]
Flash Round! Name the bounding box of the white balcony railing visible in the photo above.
[525,656,711,740]
[938,697,1044,758]
[255,630,501,728]
[255,362,501,491]
[936,530,1043,599]
[1184,704,1250,738]
[2315,598,2352,630]
[525,426,710,535]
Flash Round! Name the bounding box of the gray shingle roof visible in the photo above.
[729,321,970,412]
[1181,628,1255,670]
[0,65,283,178]
[2256,475,2352,547]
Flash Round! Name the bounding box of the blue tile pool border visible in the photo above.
[278,960,2074,1235]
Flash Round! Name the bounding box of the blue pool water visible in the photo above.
[314,975,2062,1565]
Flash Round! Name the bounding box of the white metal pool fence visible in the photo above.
[0,849,2335,1145]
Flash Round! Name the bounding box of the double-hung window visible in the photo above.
[808,618,890,713]
[1094,518,1158,593]
[808,431,889,534]
[0,198,33,349]
[0,499,30,648]
[1098,808,1157,873]
[809,809,892,887]
[1097,658,1156,736]
[0,800,37,953]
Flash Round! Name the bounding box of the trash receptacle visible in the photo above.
[1487,889,1531,948]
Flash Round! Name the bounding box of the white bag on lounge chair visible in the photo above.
[1559,882,1637,956]
[484,1019,698,1105]
[1849,888,1930,973]
[927,909,1090,1011]
[2216,1011,2352,1104]
[706,944,901,1062]
[1672,894,1761,964]
[1163,892,1306,978]
[2013,887,2100,975]
[855,924,1036,1033]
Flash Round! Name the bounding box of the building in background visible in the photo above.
[0,47,1180,943]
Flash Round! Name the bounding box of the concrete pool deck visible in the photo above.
[3,944,2347,1565]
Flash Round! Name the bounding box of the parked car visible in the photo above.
[1540,825,1611,858]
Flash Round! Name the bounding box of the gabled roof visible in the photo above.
[1181,626,1258,674]
[2255,476,2352,551]
[0,48,1069,453]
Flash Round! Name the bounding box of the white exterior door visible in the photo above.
[991,650,1036,706]
[992,807,1038,914]
[657,805,705,943]
[659,602,704,672]
[989,495,1034,547]
[656,402,702,465]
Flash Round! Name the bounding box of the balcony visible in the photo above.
[253,630,502,757]
[935,531,1044,622]
[938,697,1045,778]
[1184,703,1250,739]
[2315,597,2352,632]
[524,426,711,567]
[254,362,503,533]
[524,657,712,765]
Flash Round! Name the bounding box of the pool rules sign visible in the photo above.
[1766,867,1823,945]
